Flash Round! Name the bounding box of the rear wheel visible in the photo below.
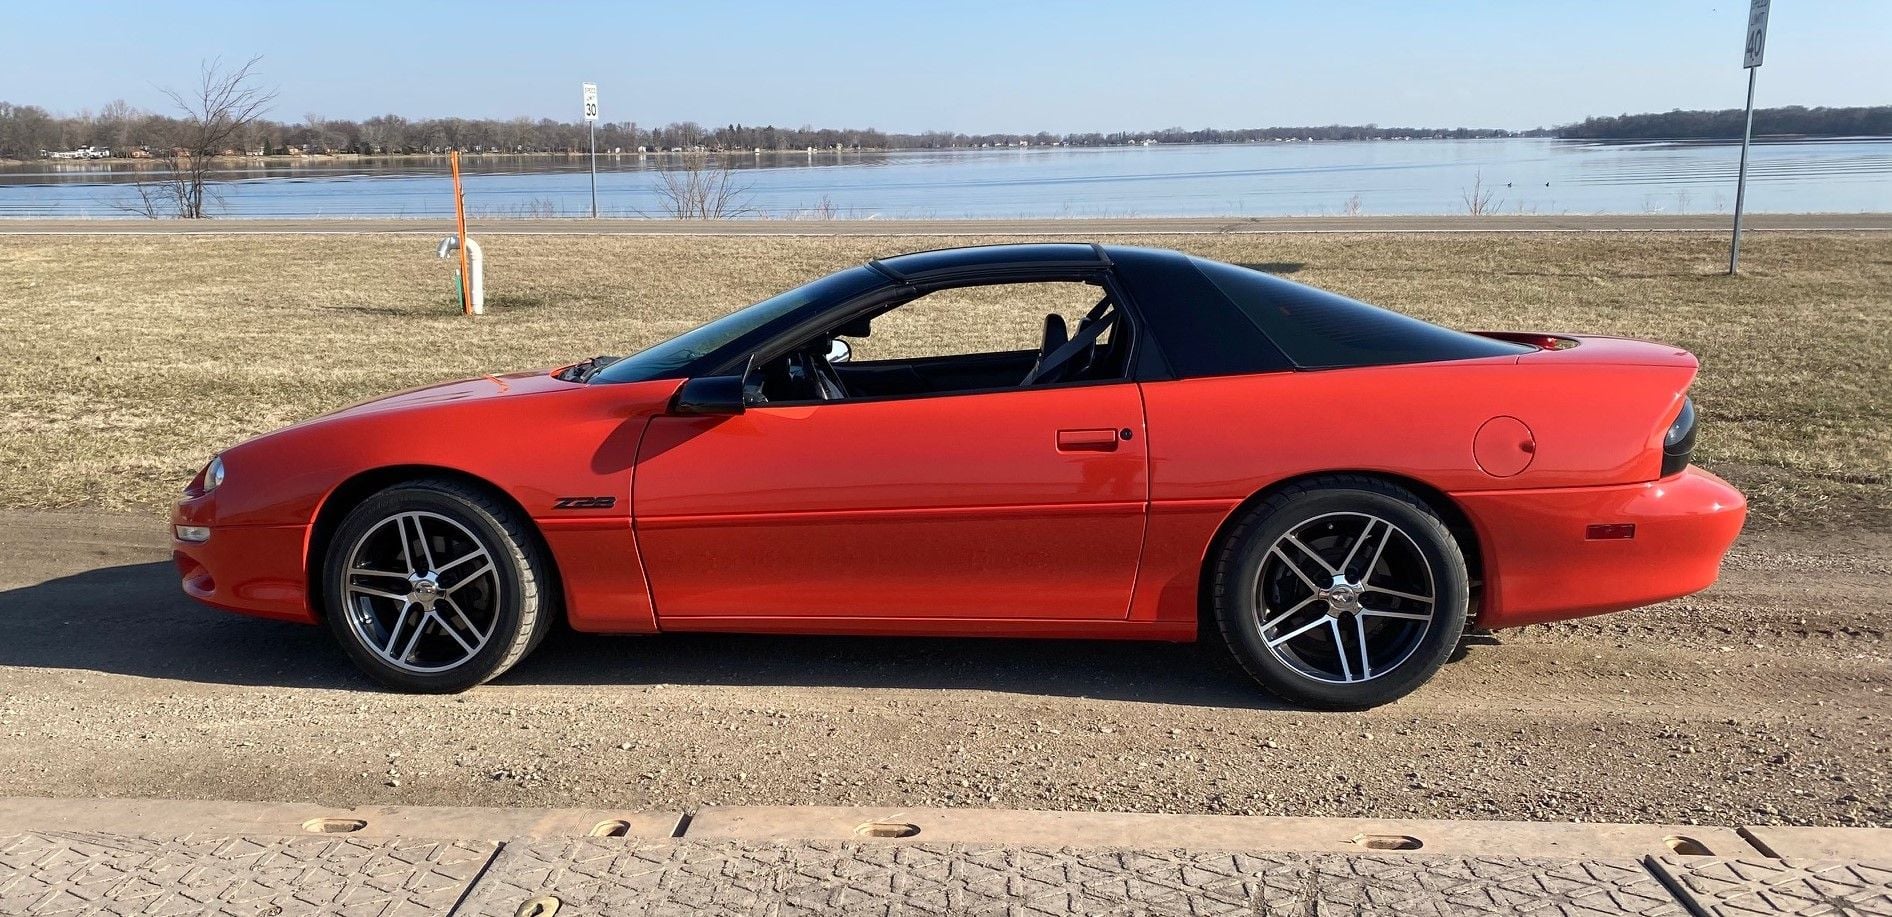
[321,480,552,692]
[1211,476,1468,709]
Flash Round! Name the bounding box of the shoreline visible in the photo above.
[11,132,1890,167]
[2,212,1889,235]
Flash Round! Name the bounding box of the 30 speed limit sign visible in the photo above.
[582,82,599,122]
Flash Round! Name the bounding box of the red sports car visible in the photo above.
[172,244,1745,708]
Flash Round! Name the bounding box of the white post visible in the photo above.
[464,238,485,315]
[437,236,485,315]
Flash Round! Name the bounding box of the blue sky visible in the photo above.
[3,1,1887,132]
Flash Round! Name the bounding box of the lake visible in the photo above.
[2,137,1888,219]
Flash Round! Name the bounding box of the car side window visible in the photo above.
[844,281,1110,363]
[753,278,1132,404]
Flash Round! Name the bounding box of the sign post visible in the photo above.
[1729,0,1769,275]
[582,82,599,219]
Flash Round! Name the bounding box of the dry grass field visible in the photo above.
[1,231,1887,528]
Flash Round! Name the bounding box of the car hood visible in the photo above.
[226,370,585,452]
[316,370,577,420]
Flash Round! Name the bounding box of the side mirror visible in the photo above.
[671,355,765,415]
[826,337,853,364]
[671,375,745,415]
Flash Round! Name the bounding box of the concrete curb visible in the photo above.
[1740,824,1892,859]
[0,797,681,841]
[683,805,1757,859]
[4,796,1885,860]
[3,798,1888,916]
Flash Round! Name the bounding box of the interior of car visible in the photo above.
[749,280,1133,403]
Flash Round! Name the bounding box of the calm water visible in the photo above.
[2,138,1888,219]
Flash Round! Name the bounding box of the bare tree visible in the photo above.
[126,57,276,218]
[652,154,755,219]
[97,99,137,152]
[115,180,174,219]
[1461,170,1502,217]
[303,113,330,153]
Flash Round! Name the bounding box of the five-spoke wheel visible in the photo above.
[322,481,553,692]
[1256,512,1437,685]
[1212,477,1468,709]
[341,511,500,674]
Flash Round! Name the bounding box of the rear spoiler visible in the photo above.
[1476,332,1698,369]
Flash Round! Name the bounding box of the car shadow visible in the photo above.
[0,561,357,689]
[0,561,1287,709]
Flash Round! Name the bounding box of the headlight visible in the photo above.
[202,455,225,493]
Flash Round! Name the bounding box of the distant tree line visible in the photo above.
[1558,105,1892,140]
[0,104,1524,159]
[3,100,1887,160]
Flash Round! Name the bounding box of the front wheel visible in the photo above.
[321,480,553,692]
[1210,476,1469,709]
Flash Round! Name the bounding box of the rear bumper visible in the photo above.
[1455,466,1746,629]
[171,497,316,624]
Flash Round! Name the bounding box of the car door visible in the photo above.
[631,382,1148,623]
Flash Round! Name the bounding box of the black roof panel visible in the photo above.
[871,243,1109,282]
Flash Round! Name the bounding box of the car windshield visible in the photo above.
[591,266,884,383]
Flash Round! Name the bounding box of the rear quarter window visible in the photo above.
[1192,259,1530,369]
[1109,248,1293,378]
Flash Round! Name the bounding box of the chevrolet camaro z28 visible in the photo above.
[172,244,1745,708]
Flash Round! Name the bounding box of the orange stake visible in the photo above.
[450,150,471,315]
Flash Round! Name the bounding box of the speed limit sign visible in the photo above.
[582,82,599,122]
[1743,0,1769,68]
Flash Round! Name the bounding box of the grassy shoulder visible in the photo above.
[0,231,1885,529]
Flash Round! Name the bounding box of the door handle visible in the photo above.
[1056,428,1120,453]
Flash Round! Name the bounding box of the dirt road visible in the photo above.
[0,509,1885,828]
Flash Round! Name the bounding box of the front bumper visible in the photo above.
[171,495,316,623]
[1455,466,1747,629]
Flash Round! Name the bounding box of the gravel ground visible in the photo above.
[0,510,1885,828]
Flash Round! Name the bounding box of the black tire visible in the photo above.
[1210,475,1469,710]
[321,480,553,692]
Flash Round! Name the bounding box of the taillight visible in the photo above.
[1662,398,1696,477]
